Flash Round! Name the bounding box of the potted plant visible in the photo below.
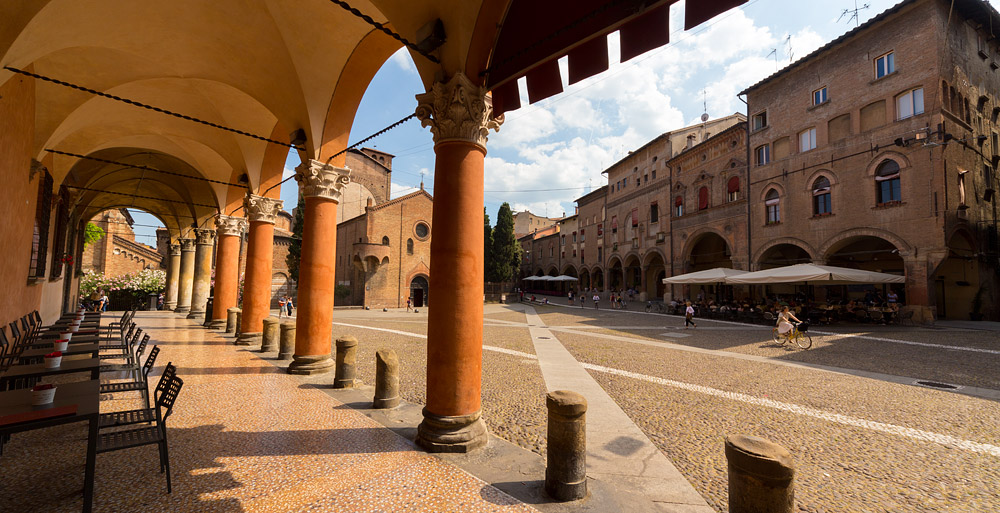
[970,286,986,321]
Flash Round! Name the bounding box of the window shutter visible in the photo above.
[727,177,740,193]
[675,195,683,206]
[631,208,638,226]
[698,187,709,210]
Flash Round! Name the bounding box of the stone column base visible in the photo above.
[208,319,227,330]
[416,408,489,453]
[186,309,205,320]
[165,302,177,310]
[236,332,262,346]
[175,306,191,314]
[287,354,334,375]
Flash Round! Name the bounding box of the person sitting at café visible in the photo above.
[887,289,899,306]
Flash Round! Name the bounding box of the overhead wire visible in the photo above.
[45,149,246,188]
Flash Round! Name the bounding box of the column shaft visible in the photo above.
[175,239,196,314]
[188,229,215,319]
[211,216,247,327]
[165,245,180,310]
[289,195,339,372]
[238,220,275,344]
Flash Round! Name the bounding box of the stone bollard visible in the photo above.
[373,349,400,408]
[203,298,214,327]
[278,321,295,360]
[226,308,240,334]
[725,434,795,513]
[333,336,358,388]
[260,317,280,352]
[544,390,587,501]
[234,309,243,339]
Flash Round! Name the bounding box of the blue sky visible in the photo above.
[129,0,997,241]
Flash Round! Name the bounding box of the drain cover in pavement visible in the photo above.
[914,380,960,390]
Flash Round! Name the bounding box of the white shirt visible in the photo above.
[685,306,695,315]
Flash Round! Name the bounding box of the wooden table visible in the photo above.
[0,379,100,513]
[0,357,101,391]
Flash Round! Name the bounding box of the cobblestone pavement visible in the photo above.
[334,304,1000,512]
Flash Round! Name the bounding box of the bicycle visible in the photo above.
[645,301,667,313]
[771,321,813,349]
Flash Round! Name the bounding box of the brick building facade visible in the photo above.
[81,209,164,277]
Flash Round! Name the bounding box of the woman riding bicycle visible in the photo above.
[776,305,801,339]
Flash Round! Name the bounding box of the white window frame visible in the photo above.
[896,88,924,120]
[875,51,895,79]
[799,128,817,152]
[755,144,770,166]
[752,111,768,131]
[813,86,828,106]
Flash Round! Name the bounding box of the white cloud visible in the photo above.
[389,48,416,74]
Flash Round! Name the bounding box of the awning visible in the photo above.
[663,267,748,284]
[726,264,906,285]
[487,0,748,116]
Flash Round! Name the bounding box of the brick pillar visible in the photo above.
[211,215,247,329]
[237,194,282,346]
[175,238,196,314]
[413,72,502,452]
[165,244,181,310]
[187,228,216,319]
[288,160,350,375]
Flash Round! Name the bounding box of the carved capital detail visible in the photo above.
[295,160,351,202]
[179,238,196,251]
[216,214,248,237]
[243,194,283,224]
[414,72,503,150]
[195,228,216,245]
[169,244,181,256]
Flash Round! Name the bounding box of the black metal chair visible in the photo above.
[105,310,136,340]
[97,370,183,493]
[101,333,148,381]
[101,360,175,428]
[101,346,160,409]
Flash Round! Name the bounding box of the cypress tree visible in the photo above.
[285,193,305,283]
[484,208,494,282]
[489,203,519,282]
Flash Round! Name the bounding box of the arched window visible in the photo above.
[812,177,832,215]
[765,189,780,224]
[381,236,390,246]
[875,160,901,204]
[406,238,414,255]
[727,176,740,202]
[674,195,684,217]
[698,186,709,210]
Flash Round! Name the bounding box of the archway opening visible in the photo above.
[410,275,429,308]
[934,231,981,319]
[825,236,904,305]
[608,259,623,290]
[685,233,733,301]
[643,252,666,300]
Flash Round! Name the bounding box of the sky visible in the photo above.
[127,0,1000,241]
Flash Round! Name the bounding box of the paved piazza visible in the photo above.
[336,302,1000,513]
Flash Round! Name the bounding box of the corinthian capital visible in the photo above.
[216,214,248,237]
[295,160,351,202]
[169,244,181,256]
[243,194,283,224]
[179,238,196,251]
[414,72,503,150]
[195,228,216,245]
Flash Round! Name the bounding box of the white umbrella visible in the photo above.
[522,276,541,281]
[663,267,748,284]
[534,275,554,281]
[726,263,905,285]
[550,275,579,282]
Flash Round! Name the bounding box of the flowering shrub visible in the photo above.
[80,268,166,298]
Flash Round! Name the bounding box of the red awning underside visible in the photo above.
[487,0,747,116]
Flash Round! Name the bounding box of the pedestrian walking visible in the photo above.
[593,293,600,309]
[684,301,697,329]
[278,296,286,318]
[285,295,294,317]
[407,297,412,312]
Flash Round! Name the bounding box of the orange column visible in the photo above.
[413,72,502,453]
[237,194,282,346]
[288,160,350,375]
[210,215,247,329]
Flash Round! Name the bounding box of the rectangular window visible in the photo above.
[752,111,768,131]
[572,232,577,243]
[597,223,603,236]
[561,235,565,246]
[581,229,585,241]
[597,247,602,262]
[650,203,659,223]
[799,128,817,152]
[28,170,53,279]
[644,174,648,184]
[814,193,831,215]
[755,144,770,166]
[631,208,639,227]
[896,88,924,120]
[675,204,684,217]
[651,169,656,180]
[813,86,827,105]
[766,204,780,224]
[875,51,894,79]
[611,216,618,233]
[581,249,585,263]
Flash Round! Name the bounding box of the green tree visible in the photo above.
[83,222,104,248]
[483,208,494,282]
[489,203,519,283]
[285,194,305,283]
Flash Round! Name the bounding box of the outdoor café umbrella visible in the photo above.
[550,275,579,282]
[663,267,748,284]
[725,263,905,285]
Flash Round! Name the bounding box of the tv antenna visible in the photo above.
[767,48,778,70]
[784,34,794,62]
[838,1,870,27]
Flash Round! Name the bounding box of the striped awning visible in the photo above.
[487,0,747,116]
